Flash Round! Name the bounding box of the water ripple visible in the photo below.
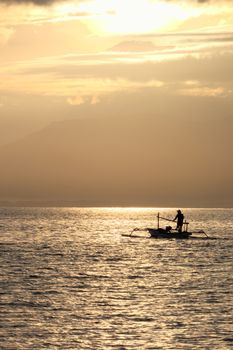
[0,207,233,350]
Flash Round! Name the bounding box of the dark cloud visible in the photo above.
[0,0,56,5]
[0,0,55,4]
[167,0,230,2]
[0,0,86,5]
[0,0,231,5]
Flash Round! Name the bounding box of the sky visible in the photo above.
[0,0,233,207]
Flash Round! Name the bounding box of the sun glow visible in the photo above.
[92,0,193,34]
[54,0,198,35]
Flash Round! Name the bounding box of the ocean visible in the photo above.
[0,207,233,350]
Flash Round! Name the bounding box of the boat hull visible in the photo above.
[147,228,192,239]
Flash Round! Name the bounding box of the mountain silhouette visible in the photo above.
[0,113,232,206]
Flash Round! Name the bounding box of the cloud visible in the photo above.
[0,0,231,5]
[67,95,86,105]
[65,79,164,105]
[109,41,157,53]
[0,0,85,5]
[168,0,233,2]
[0,0,57,5]
[178,85,232,97]
[67,94,100,105]
[108,40,176,53]
[1,45,233,102]
[106,33,233,60]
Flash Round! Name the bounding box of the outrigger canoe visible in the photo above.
[147,227,192,239]
[127,212,208,239]
[131,227,192,239]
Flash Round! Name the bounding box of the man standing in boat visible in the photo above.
[174,210,184,232]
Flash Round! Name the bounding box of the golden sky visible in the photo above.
[0,0,233,206]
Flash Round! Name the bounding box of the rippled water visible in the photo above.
[0,207,233,350]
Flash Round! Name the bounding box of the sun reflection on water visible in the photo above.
[0,207,232,349]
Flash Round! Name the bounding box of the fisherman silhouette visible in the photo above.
[174,210,184,233]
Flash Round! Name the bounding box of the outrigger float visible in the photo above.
[127,213,208,239]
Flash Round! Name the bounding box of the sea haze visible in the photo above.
[0,207,233,350]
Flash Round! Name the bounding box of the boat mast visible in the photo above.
[157,212,160,230]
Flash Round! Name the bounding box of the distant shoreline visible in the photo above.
[0,201,232,209]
